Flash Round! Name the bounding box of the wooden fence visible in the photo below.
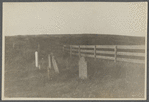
[63,45,145,64]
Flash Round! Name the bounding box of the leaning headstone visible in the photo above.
[52,56,59,73]
[79,57,87,79]
[48,54,52,69]
[47,54,51,79]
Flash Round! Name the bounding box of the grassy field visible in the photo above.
[4,34,145,98]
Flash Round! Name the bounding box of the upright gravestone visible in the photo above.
[52,56,59,73]
[35,51,38,68]
[79,57,87,79]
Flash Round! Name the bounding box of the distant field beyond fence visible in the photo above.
[63,45,145,64]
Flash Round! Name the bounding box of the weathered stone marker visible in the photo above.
[66,58,69,69]
[13,42,15,49]
[48,54,52,69]
[52,56,59,73]
[79,57,87,79]
[47,68,50,79]
[47,54,52,79]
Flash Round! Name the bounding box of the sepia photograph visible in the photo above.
[2,2,147,100]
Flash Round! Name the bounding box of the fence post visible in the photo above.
[114,45,117,62]
[94,45,96,61]
[79,45,81,58]
[70,45,72,57]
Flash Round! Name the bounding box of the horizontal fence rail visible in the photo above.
[80,45,95,48]
[117,52,145,57]
[80,50,94,53]
[96,45,115,49]
[96,55,115,60]
[117,45,145,49]
[96,51,115,54]
[63,45,145,64]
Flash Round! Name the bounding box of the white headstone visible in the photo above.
[52,56,59,73]
[35,51,38,67]
[79,57,87,79]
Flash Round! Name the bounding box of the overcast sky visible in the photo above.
[3,2,147,37]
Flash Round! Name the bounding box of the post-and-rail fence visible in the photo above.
[63,45,145,64]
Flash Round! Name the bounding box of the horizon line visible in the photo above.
[4,33,146,37]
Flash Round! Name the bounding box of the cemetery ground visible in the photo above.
[4,43,145,98]
[4,35,145,98]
